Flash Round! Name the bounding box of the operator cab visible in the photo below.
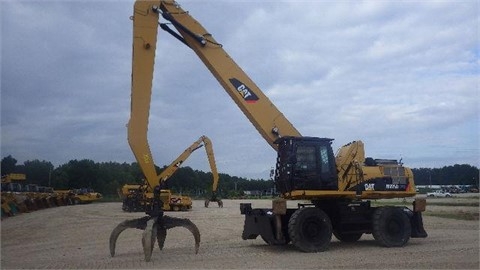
[274,136,338,193]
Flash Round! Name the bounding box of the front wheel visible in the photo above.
[288,207,332,252]
[372,207,411,247]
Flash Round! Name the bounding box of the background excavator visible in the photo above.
[110,0,428,261]
[119,135,223,212]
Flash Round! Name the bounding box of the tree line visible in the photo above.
[1,155,478,198]
[0,155,274,198]
[411,165,478,187]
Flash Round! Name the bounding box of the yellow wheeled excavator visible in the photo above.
[119,135,222,212]
[110,0,427,261]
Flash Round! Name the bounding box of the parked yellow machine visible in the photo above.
[120,182,193,212]
[1,173,26,182]
[0,172,104,219]
[1,173,72,217]
[159,189,192,211]
[54,190,76,205]
[71,188,103,204]
[1,192,21,218]
[54,188,102,205]
[119,184,145,211]
[1,174,30,216]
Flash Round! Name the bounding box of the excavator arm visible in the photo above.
[129,1,227,193]
[131,0,300,156]
[200,136,223,207]
[200,136,221,194]
[121,135,222,212]
[128,1,161,189]
[129,2,222,192]
[157,135,221,203]
[155,135,223,208]
[157,136,208,184]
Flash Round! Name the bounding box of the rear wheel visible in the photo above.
[288,207,332,252]
[372,207,411,247]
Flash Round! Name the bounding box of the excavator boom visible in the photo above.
[157,135,218,187]
[132,0,300,154]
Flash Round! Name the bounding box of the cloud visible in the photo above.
[1,0,478,179]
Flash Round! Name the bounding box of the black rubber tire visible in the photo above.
[288,207,332,252]
[333,231,363,242]
[372,207,411,247]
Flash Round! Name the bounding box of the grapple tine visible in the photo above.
[157,226,167,250]
[142,219,157,262]
[109,216,150,257]
[163,216,201,254]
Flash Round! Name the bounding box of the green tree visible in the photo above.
[1,155,17,175]
[96,162,141,195]
[57,159,99,190]
[23,159,54,186]
[412,165,479,186]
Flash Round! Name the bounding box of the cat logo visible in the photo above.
[364,183,375,191]
[229,78,259,103]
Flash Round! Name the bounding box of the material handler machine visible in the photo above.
[110,0,427,261]
[120,135,222,212]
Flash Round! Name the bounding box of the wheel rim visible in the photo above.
[386,216,404,239]
[289,208,332,252]
[373,207,411,247]
[303,217,323,241]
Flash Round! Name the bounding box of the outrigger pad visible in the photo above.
[410,212,428,238]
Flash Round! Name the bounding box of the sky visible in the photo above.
[1,0,479,179]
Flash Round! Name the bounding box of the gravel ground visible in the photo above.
[1,197,479,269]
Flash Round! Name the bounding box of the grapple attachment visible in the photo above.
[109,215,200,262]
